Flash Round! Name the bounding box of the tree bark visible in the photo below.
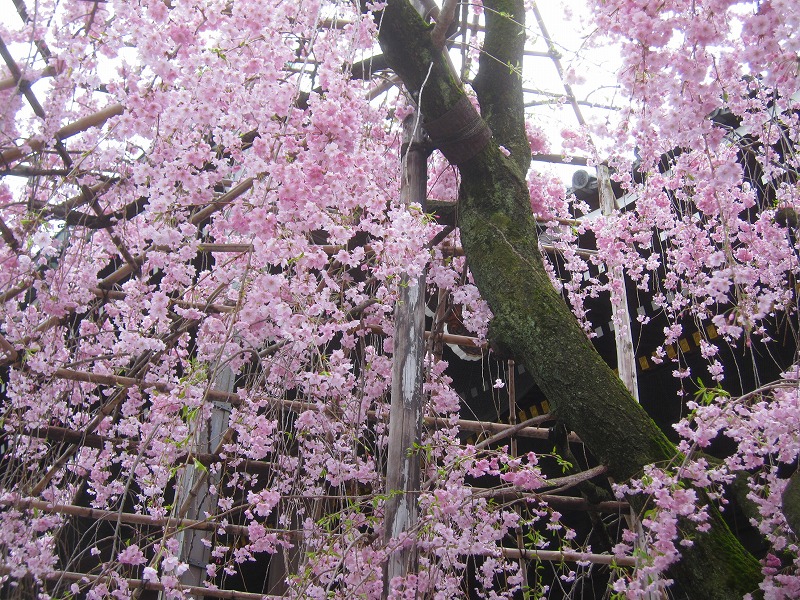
[368,1,763,598]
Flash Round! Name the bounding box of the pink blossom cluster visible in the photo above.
[0,1,562,597]
[2,0,800,597]
[610,375,800,598]
[582,0,800,596]
[584,0,799,345]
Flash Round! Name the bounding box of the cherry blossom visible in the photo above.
[0,0,799,598]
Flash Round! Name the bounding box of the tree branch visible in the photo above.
[473,0,530,174]
[431,0,459,48]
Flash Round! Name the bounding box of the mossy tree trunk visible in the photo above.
[367,1,763,597]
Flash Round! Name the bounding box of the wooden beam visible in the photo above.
[501,547,637,567]
[0,567,281,600]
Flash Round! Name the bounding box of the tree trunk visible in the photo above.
[368,1,763,598]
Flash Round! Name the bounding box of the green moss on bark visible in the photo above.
[678,506,764,598]
[367,0,462,116]
[458,145,675,481]
[783,469,800,535]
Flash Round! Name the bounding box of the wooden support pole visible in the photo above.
[177,367,233,593]
[597,164,639,401]
[384,111,427,594]
[507,358,529,591]
[599,166,662,595]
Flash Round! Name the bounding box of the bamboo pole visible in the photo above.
[0,279,35,304]
[0,33,137,275]
[366,324,486,348]
[476,465,609,497]
[1,495,628,546]
[0,104,124,165]
[0,63,61,91]
[500,547,637,567]
[507,358,529,591]
[189,177,254,225]
[2,498,254,537]
[96,177,254,288]
[442,243,598,258]
[19,425,276,474]
[34,180,120,219]
[536,494,628,513]
[0,552,635,600]
[530,153,590,166]
[57,104,125,139]
[197,243,254,253]
[9,291,478,363]
[87,288,235,314]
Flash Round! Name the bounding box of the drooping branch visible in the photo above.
[45,366,566,441]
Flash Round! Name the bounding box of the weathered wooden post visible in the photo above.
[597,164,639,401]
[383,111,427,595]
[176,368,233,596]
